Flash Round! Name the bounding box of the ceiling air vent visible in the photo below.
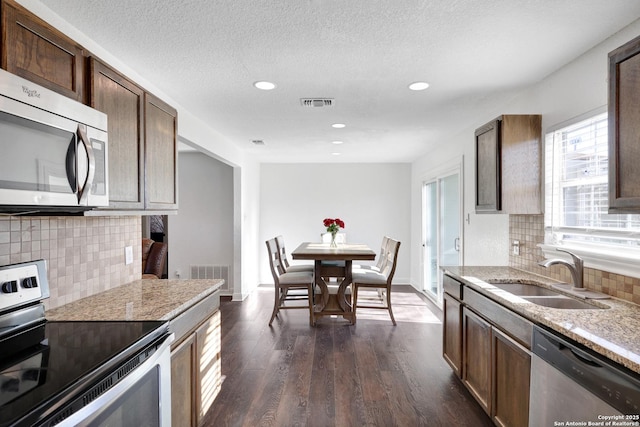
[300,98,334,108]
[251,139,265,146]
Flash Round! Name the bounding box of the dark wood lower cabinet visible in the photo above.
[492,328,530,427]
[171,310,221,427]
[171,334,197,427]
[195,310,222,422]
[452,287,531,427]
[462,307,492,415]
[443,292,463,377]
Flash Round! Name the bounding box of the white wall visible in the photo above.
[259,163,411,284]
[168,153,234,282]
[409,19,640,287]
[237,157,261,300]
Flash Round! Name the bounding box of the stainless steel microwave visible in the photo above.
[0,69,108,213]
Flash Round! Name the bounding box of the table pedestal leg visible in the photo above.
[312,260,354,324]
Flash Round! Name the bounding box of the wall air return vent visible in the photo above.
[300,98,334,107]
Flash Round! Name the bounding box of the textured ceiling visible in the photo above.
[37,0,640,163]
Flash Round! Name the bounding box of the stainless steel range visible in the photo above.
[0,260,174,426]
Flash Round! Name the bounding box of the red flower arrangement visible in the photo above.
[323,218,345,234]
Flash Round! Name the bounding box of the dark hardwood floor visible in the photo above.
[202,285,493,427]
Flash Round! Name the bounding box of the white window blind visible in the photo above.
[545,111,640,250]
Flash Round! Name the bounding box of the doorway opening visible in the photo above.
[142,215,168,279]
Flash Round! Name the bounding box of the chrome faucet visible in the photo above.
[539,249,585,291]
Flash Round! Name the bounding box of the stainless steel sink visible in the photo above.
[488,281,606,309]
[521,296,602,310]
[490,282,560,297]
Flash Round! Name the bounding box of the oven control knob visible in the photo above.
[22,276,38,288]
[1,280,18,293]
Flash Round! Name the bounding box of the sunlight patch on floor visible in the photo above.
[356,290,441,324]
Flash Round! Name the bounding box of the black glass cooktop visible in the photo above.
[0,320,166,427]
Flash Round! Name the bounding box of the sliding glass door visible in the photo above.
[422,170,461,306]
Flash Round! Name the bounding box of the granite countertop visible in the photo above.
[46,279,224,322]
[443,266,640,375]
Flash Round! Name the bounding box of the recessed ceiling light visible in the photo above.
[331,123,346,128]
[332,152,341,156]
[253,81,276,90]
[408,81,430,91]
[331,140,343,145]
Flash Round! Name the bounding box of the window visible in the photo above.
[544,109,640,270]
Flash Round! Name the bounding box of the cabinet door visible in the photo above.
[492,328,530,427]
[475,119,501,213]
[608,35,640,213]
[196,310,221,423]
[462,307,492,415]
[171,334,197,427]
[144,93,178,209]
[500,115,542,214]
[443,293,462,377]
[2,0,84,102]
[90,58,145,209]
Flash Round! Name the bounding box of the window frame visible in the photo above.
[543,106,640,279]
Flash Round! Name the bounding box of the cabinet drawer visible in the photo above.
[444,274,463,299]
[170,290,220,346]
[464,287,532,349]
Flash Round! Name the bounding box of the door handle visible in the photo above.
[454,237,460,252]
[76,124,95,205]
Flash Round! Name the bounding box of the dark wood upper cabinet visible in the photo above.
[145,93,178,210]
[608,35,640,213]
[475,115,542,214]
[475,119,501,213]
[1,0,85,102]
[90,58,145,210]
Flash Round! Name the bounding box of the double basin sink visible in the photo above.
[488,282,607,310]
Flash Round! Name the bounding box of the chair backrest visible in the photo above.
[275,235,291,269]
[266,238,285,280]
[321,232,347,243]
[375,236,391,270]
[380,239,401,282]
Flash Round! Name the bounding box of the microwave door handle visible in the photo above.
[76,124,96,204]
[65,138,78,193]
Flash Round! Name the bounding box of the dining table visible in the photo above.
[291,241,376,324]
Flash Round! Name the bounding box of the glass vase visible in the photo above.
[330,231,337,247]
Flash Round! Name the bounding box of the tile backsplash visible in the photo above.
[0,216,141,310]
[509,214,640,305]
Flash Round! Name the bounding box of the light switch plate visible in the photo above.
[125,246,133,265]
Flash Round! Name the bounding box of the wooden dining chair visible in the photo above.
[352,238,401,325]
[266,238,315,326]
[275,235,313,273]
[354,236,390,272]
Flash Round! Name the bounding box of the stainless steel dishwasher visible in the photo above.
[529,325,640,426]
